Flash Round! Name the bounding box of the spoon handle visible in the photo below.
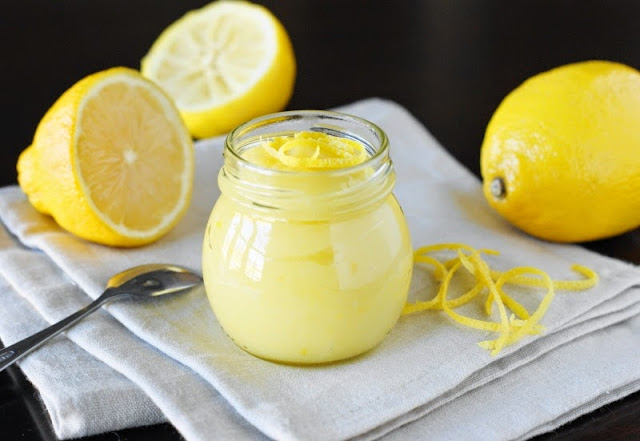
[0,294,108,372]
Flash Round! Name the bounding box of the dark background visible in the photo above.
[2,1,640,440]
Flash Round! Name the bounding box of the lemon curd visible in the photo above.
[202,111,412,364]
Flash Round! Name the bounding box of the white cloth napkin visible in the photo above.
[1,98,640,440]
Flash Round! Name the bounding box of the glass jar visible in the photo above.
[202,110,412,364]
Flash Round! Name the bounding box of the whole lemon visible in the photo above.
[480,60,640,242]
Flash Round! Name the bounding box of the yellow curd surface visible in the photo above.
[202,131,412,364]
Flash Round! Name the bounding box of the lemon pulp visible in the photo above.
[141,0,296,138]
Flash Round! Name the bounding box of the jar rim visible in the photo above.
[224,109,389,177]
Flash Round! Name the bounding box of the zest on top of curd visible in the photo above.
[202,111,412,364]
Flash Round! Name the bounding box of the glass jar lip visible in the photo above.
[224,109,389,177]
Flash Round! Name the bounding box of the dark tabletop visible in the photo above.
[2,1,640,440]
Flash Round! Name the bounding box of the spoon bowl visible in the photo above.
[0,264,202,371]
[106,264,203,296]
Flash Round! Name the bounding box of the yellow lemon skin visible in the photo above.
[141,1,296,139]
[17,67,194,247]
[480,60,640,243]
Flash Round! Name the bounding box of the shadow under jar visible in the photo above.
[202,110,413,364]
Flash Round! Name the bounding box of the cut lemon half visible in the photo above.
[17,67,194,247]
[140,0,296,138]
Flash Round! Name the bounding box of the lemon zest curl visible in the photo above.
[403,243,598,355]
[261,131,369,170]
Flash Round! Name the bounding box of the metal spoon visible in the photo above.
[0,263,202,372]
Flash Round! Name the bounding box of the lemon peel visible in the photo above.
[261,131,369,170]
[403,243,598,355]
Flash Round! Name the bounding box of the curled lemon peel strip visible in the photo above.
[461,250,511,353]
[403,243,598,355]
[489,264,598,291]
[440,261,508,332]
[479,267,554,355]
[261,131,369,170]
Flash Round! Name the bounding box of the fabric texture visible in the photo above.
[0,98,639,440]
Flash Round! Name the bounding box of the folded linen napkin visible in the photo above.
[1,98,640,440]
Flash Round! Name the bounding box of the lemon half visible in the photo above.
[141,0,296,138]
[17,67,194,247]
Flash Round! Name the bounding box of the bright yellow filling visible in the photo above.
[202,131,412,364]
[242,131,369,170]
